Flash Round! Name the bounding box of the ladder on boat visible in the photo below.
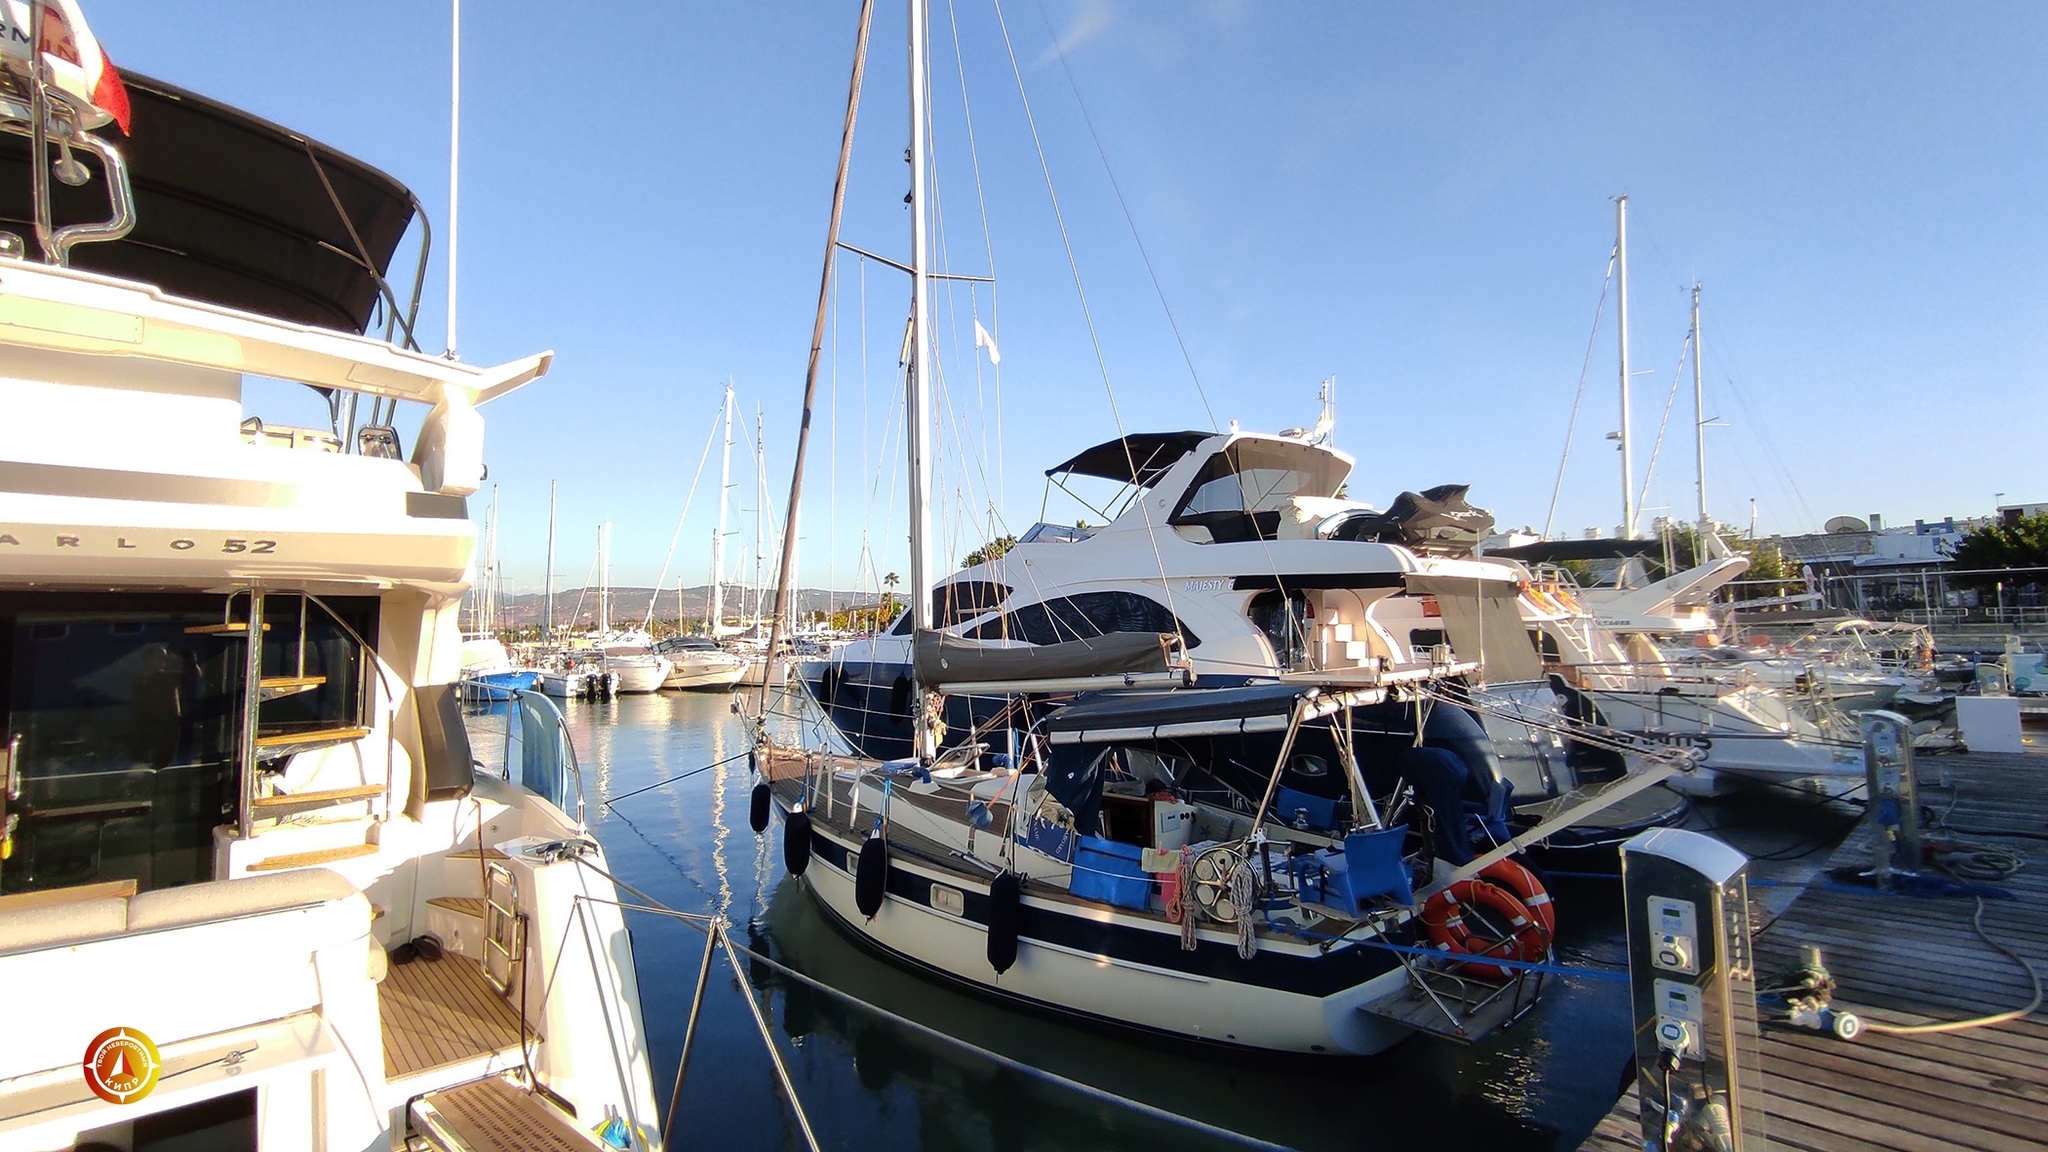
[187,588,386,839]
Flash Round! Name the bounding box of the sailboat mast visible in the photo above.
[1615,194,1635,539]
[1691,283,1708,534]
[597,521,611,635]
[544,480,556,643]
[755,0,875,715]
[906,0,936,757]
[710,385,733,635]
[754,405,767,627]
[488,484,500,635]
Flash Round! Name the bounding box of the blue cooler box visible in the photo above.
[1070,835,1152,910]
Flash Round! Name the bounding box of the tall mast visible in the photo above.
[906,0,936,757]
[710,385,733,635]
[446,0,461,359]
[1615,194,1635,539]
[754,404,767,626]
[756,0,875,715]
[544,480,556,643]
[1691,282,1709,534]
[906,0,934,634]
[487,484,500,635]
[597,521,611,636]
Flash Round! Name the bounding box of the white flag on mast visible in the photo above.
[973,319,1001,366]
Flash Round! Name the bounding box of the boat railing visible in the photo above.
[0,50,136,265]
[505,689,588,829]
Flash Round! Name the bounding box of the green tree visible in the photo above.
[961,535,1018,568]
[1741,540,1790,582]
[1945,514,2048,587]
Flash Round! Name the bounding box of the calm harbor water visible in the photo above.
[468,692,1855,1152]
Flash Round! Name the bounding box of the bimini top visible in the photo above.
[1045,430,1213,487]
[0,71,416,335]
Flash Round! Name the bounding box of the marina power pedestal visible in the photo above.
[1860,710,1921,881]
[1622,828,1766,1152]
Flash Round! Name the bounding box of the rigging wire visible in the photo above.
[1029,0,1218,433]
[988,0,1189,644]
[641,400,729,632]
[1544,250,1616,538]
[1633,325,1696,526]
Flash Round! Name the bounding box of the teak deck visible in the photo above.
[379,952,526,1080]
[1580,751,2048,1152]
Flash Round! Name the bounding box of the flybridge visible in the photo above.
[0,260,550,408]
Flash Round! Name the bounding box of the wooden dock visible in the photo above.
[1579,751,2048,1152]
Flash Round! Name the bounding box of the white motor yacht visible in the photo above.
[652,638,746,690]
[0,51,660,1151]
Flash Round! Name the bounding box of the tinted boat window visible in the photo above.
[967,591,1199,648]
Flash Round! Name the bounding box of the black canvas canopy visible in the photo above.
[0,72,419,336]
[1045,431,1212,487]
[1483,539,1665,564]
[1040,682,1312,742]
[913,629,1173,687]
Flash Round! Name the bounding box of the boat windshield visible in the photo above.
[1169,439,1349,542]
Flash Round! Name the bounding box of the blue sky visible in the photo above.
[87,2,2048,596]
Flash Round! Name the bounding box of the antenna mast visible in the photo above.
[1691,283,1708,534]
[446,0,461,359]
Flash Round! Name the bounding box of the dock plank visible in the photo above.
[1578,751,2048,1152]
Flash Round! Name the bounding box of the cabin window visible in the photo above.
[933,582,1010,627]
[1409,628,1448,653]
[966,591,1199,648]
[0,592,378,897]
[1,594,244,895]
[1249,590,1312,667]
[1531,628,1562,662]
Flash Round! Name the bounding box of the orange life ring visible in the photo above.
[1420,879,1542,981]
[1480,858,1555,940]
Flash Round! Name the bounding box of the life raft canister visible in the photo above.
[1420,878,1544,981]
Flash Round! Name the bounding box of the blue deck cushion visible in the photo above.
[1274,785,1339,831]
[1070,834,1152,911]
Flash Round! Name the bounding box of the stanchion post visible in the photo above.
[663,915,724,1145]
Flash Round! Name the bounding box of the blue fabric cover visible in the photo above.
[1342,825,1414,906]
[1071,834,1152,910]
[1274,785,1339,831]
[1283,825,1414,913]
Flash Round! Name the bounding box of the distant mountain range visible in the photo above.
[484,585,881,629]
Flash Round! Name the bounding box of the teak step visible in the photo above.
[246,842,379,872]
[252,784,385,814]
[255,726,373,753]
[184,621,271,635]
[259,675,327,700]
[446,847,509,861]
[427,896,488,918]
